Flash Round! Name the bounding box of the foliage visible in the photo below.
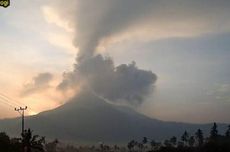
[0,128,45,152]
[1,123,230,152]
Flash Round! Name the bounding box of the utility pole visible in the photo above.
[15,106,27,135]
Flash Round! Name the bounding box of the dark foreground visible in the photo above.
[0,123,230,152]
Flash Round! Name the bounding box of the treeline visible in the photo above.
[127,123,230,152]
[0,129,45,152]
[0,123,230,152]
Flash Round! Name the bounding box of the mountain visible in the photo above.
[0,92,228,144]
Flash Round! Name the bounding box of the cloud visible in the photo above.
[50,0,230,61]
[207,84,230,102]
[49,0,228,106]
[21,72,53,97]
[41,6,74,32]
[58,55,157,106]
[43,0,160,106]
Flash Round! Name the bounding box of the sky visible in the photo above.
[0,0,230,123]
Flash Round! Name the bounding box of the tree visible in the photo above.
[181,130,189,146]
[150,140,156,150]
[195,129,204,147]
[0,132,11,151]
[127,140,135,152]
[169,136,177,147]
[164,139,171,147]
[46,139,58,152]
[225,125,230,138]
[142,137,148,151]
[22,129,45,152]
[210,122,218,139]
[10,138,21,152]
[103,145,110,152]
[114,145,119,152]
[137,142,144,151]
[188,136,195,147]
[100,143,110,152]
[142,137,148,144]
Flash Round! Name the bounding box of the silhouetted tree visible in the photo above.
[164,139,171,147]
[177,141,184,147]
[3,123,230,152]
[150,139,157,150]
[0,132,11,151]
[10,138,21,152]
[142,137,148,144]
[169,136,177,147]
[210,122,218,139]
[142,137,148,151]
[225,125,230,138]
[155,141,162,151]
[103,145,110,152]
[127,140,135,152]
[99,142,107,152]
[46,139,58,152]
[150,140,161,151]
[181,130,189,146]
[137,142,144,152]
[114,144,119,152]
[195,129,204,147]
[189,136,195,147]
[22,129,45,152]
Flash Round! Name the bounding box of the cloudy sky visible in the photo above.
[0,0,230,123]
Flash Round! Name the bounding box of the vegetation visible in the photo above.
[0,123,230,152]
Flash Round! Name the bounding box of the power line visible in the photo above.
[0,98,16,108]
[0,93,36,114]
[0,96,19,108]
[0,93,74,142]
[0,93,23,107]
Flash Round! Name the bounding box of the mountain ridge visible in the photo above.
[0,92,228,144]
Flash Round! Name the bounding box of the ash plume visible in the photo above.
[51,0,161,105]
[52,0,156,61]
[58,55,157,105]
[51,0,230,62]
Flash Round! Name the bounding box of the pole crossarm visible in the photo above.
[15,106,27,135]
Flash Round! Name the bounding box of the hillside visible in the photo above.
[0,92,227,144]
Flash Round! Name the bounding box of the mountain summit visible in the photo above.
[0,92,226,144]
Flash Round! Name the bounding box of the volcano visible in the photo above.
[0,92,227,144]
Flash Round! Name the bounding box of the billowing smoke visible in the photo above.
[51,0,160,105]
[21,72,53,97]
[52,0,158,61]
[58,55,157,105]
[50,0,230,62]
